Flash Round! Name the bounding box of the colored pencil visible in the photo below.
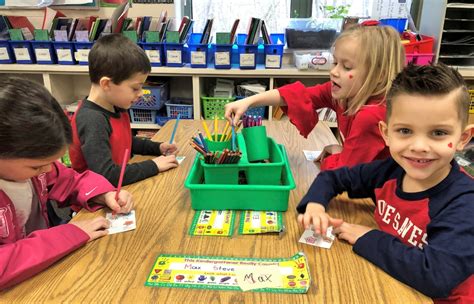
[169,113,181,144]
[113,148,129,218]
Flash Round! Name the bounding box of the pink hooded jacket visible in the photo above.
[0,161,115,290]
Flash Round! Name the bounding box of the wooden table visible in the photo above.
[0,120,431,303]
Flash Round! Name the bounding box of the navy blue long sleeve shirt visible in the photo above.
[298,157,474,303]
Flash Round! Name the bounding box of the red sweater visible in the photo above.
[278,81,390,170]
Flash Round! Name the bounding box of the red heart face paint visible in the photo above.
[349,74,353,79]
[448,142,453,148]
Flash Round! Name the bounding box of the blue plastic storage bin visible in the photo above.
[10,40,35,64]
[380,18,407,34]
[0,41,15,64]
[213,44,233,69]
[141,42,164,67]
[53,41,76,65]
[264,33,285,69]
[188,33,209,68]
[237,34,258,69]
[132,82,169,110]
[74,42,93,65]
[164,42,184,67]
[31,41,56,64]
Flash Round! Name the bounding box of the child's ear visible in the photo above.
[378,121,390,146]
[99,77,112,91]
[457,124,474,151]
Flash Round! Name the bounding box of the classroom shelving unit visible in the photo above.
[0,64,344,129]
[419,0,474,67]
[1,63,473,129]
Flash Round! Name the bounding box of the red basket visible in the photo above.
[402,35,434,54]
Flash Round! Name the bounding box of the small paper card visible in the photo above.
[303,150,322,161]
[106,210,137,235]
[298,226,335,249]
[189,210,235,236]
[236,265,283,291]
[176,156,185,164]
[239,211,284,234]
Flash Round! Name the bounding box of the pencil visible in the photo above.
[114,148,129,216]
[169,113,181,144]
[201,120,212,140]
[220,121,230,142]
[214,115,218,141]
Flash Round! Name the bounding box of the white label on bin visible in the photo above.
[34,48,51,61]
[0,47,9,60]
[215,51,230,65]
[145,50,160,63]
[240,53,255,67]
[57,49,73,62]
[265,54,281,68]
[191,51,206,65]
[166,50,182,64]
[74,49,89,62]
[14,48,30,61]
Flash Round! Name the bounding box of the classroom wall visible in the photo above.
[0,4,175,29]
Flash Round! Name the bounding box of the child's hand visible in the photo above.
[314,144,343,163]
[152,155,179,172]
[224,98,250,126]
[297,203,343,236]
[70,217,110,241]
[160,142,178,156]
[102,190,133,214]
[333,222,373,245]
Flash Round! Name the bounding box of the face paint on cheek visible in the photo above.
[448,142,453,148]
[348,74,353,79]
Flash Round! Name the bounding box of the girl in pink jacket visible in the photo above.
[0,78,133,289]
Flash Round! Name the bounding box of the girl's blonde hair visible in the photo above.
[335,25,405,115]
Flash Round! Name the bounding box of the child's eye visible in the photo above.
[432,130,448,136]
[397,128,411,135]
[343,65,352,71]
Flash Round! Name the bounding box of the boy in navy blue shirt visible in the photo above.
[297,63,473,303]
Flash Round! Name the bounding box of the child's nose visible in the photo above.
[409,137,430,153]
[330,65,339,78]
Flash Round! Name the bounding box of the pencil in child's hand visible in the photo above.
[169,113,181,144]
[114,148,129,217]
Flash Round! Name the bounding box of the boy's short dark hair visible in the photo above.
[0,77,72,159]
[88,34,151,84]
[387,63,470,127]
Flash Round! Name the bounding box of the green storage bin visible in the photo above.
[185,142,295,211]
[201,96,235,119]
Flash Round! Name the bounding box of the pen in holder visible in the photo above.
[241,115,269,162]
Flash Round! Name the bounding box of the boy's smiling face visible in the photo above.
[379,90,472,192]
